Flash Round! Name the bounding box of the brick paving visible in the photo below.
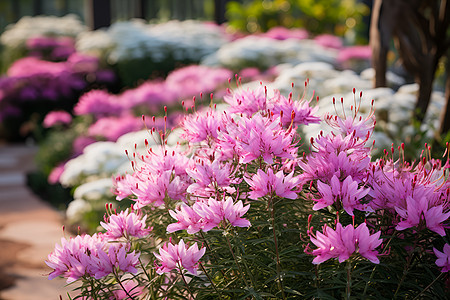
[0,144,75,300]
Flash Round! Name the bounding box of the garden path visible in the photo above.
[0,143,74,300]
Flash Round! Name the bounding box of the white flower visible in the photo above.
[1,14,86,48]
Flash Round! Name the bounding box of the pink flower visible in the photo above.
[154,239,206,275]
[43,110,72,128]
[337,45,372,63]
[74,90,123,117]
[262,27,308,40]
[194,197,251,231]
[309,222,382,264]
[433,244,450,272]
[186,158,236,197]
[314,34,343,49]
[165,65,232,99]
[395,195,450,236]
[224,86,267,116]
[354,223,383,264]
[46,234,140,283]
[181,108,221,143]
[315,175,370,216]
[268,90,320,127]
[48,162,66,184]
[244,168,300,200]
[100,208,152,240]
[167,204,203,234]
[88,115,144,142]
[219,112,297,164]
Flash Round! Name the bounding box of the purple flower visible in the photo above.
[433,244,450,272]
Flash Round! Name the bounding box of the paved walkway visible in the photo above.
[0,144,75,300]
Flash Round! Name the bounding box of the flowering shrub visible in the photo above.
[47,83,449,299]
[0,53,115,141]
[76,20,229,86]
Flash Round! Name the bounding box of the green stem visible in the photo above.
[269,196,286,299]
[412,272,445,300]
[200,262,222,297]
[179,265,195,300]
[346,261,352,300]
[200,231,227,279]
[362,264,377,297]
[114,271,135,300]
[225,233,250,288]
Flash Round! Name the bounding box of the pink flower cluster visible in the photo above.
[167,197,251,234]
[72,65,232,142]
[309,222,383,264]
[100,208,152,240]
[154,239,206,275]
[43,110,72,128]
[46,233,139,283]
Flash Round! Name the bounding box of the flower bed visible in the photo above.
[46,84,449,299]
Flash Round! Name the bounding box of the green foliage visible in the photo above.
[226,0,370,40]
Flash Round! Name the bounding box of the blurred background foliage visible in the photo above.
[226,0,370,42]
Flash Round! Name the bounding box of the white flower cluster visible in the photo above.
[202,36,338,70]
[257,61,443,154]
[0,14,86,48]
[76,19,228,64]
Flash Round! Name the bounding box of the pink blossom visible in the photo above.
[193,197,251,231]
[310,222,382,264]
[395,195,450,236]
[167,204,203,234]
[74,90,123,117]
[48,162,66,184]
[314,34,343,49]
[88,115,144,142]
[268,90,320,127]
[168,197,251,233]
[262,27,308,40]
[181,108,221,143]
[219,112,297,164]
[224,86,267,116]
[354,223,383,264]
[186,158,236,197]
[100,208,152,240]
[337,45,372,63]
[43,110,72,128]
[315,175,370,216]
[154,239,206,275]
[244,168,300,200]
[433,244,450,272]
[46,234,140,283]
[165,65,232,99]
